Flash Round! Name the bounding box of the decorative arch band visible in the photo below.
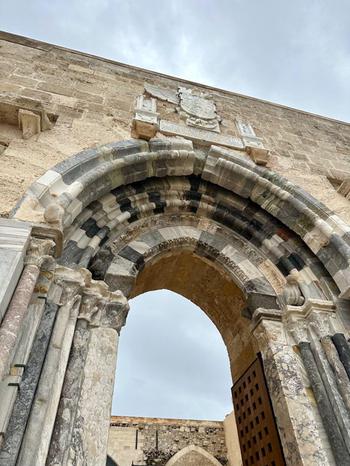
[12,137,350,303]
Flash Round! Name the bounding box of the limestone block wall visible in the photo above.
[107,416,230,466]
[1,31,350,223]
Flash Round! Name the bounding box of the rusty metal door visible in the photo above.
[232,355,285,466]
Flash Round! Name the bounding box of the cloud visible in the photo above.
[2,0,349,121]
[112,290,232,420]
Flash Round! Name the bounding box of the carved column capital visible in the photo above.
[76,278,129,332]
[251,308,286,352]
[98,290,129,333]
[25,237,56,269]
[251,307,282,328]
[284,299,341,343]
[54,266,88,306]
[78,290,103,324]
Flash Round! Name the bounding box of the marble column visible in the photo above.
[252,308,333,466]
[47,282,128,466]
[285,300,350,461]
[0,300,59,466]
[0,238,54,381]
[16,267,87,466]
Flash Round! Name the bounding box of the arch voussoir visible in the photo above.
[103,224,280,315]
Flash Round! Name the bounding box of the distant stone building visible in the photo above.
[0,31,350,466]
[106,415,241,466]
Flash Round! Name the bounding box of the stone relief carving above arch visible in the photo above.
[142,82,269,163]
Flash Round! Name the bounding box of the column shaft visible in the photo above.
[68,326,118,466]
[17,297,81,466]
[299,341,350,466]
[0,264,40,381]
[0,301,58,466]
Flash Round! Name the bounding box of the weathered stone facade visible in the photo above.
[1,32,350,224]
[107,416,230,466]
[0,31,350,466]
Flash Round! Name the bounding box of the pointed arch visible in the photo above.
[166,445,223,466]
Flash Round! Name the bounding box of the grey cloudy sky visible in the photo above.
[113,291,232,420]
[2,0,350,121]
[2,0,350,421]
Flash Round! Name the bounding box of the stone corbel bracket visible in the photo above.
[18,108,54,140]
[0,97,56,141]
[131,95,159,140]
[235,120,270,166]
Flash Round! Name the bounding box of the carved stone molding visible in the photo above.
[284,299,343,344]
[251,309,287,352]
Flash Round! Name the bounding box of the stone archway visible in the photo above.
[165,445,222,466]
[0,137,350,466]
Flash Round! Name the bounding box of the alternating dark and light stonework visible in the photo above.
[0,31,350,466]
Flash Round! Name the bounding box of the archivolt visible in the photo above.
[13,138,350,310]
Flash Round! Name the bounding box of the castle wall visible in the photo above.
[1,31,350,222]
[107,416,231,466]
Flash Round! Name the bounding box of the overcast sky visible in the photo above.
[2,0,350,122]
[113,291,232,420]
[2,0,350,421]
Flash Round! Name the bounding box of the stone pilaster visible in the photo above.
[0,219,32,322]
[252,308,333,466]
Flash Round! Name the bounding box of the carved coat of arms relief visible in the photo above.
[132,82,270,165]
[177,87,220,132]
